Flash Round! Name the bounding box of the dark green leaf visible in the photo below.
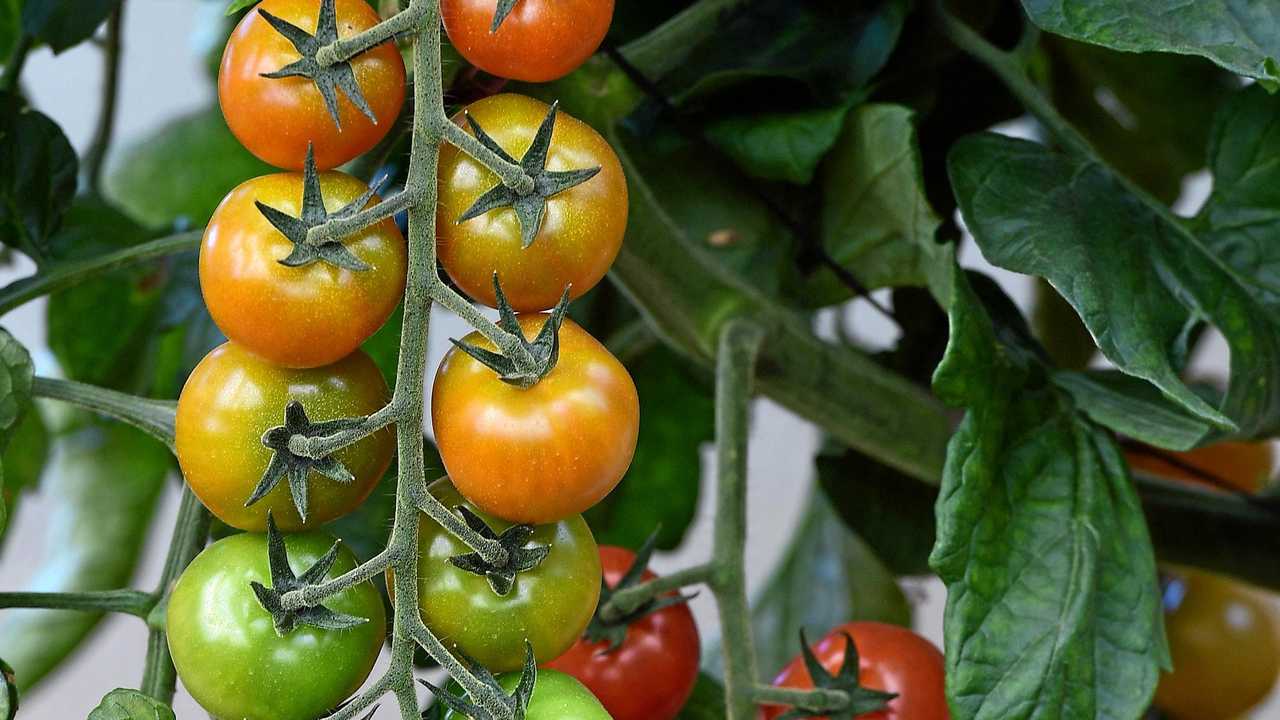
[105,106,273,229]
[22,0,117,54]
[0,0,20,62]
[930,264,1165,719]
[226,0,260,16]
[0,327,32,538]
[585,345,712,550]
[1022,0,1280,89]
[703,102,853,185]
[0,407,49,543]
[1030,278,1096,371]
[0,658,13,720]
[0,423,169,690]
[1053,371,1212,452]
[87,688,175,720]
[674,673,726,720]
[949,131,1280,441]
[0,93,77,264]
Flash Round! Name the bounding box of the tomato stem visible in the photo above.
[314,0,432,68]
[751,685,852,713]
[440,119,537,196]
[31,376,177,451]
[304,186,420,247]
[0,590,153,618]
[598,562,714,623]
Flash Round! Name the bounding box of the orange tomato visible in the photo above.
[1126,441,1273,493]
[441,0,613,82]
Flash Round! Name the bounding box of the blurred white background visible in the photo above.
[0,1,1271,718]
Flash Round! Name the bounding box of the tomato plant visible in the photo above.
[219,0,406,170]
[201,170,407,369]
[436,93,628,312]
[441,0,613,82]
[438,669,612,720]
[545,545,700,720]
[175,342,394,531]
[167,530,385,720]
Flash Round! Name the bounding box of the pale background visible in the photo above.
[0,1,1268,718]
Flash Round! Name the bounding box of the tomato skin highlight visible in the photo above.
[437,94,628,312]
[441,0,613,82]
[175,342,393,531]
[408,478,602,672]
[760,622,949,720]
[545,545,701,720]
[167,531,386,720]
[1155,568,1280,720]
[219,0,406,170]
[431,314,639,524]
[440,670,612,720]
[201,171,407,369]
[1126,441,1273,493]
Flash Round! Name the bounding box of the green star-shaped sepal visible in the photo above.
[249,515,371,636]
[584,529,696,651]
[257,0,378,129]
[255,145,378,272]
[775,630,897,720]
[447,506,549,596]
[251,400,365,522]
[421,644,537,720]
[450,275,570,388]
[457,101,601,249]
[489,0,519,32]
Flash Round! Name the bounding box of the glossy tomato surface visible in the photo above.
[201,171,406,369]
[1155,568,1280,719]
[1127,441,1274,493]
[176,342,393,531]
[440,670,611,720]
[410,478,601,671]
[760,622,949,720]
[546,545,700,720]
[167,531,385,720]
[220,0,406,169]
[437,94,628,312]
[441,0,613,82]
[432,314,638,524]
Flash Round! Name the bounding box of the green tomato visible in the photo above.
[411,478,602,671]
[167,531,386,720]
[440,670,612,720]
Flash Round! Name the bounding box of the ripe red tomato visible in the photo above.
[441,0,613,82]
[220,0,406,170]
[1126,441,1273,493]
[1155,568,1280,719]
[201,171,406,369]
[759,622,949,720]
[437,93,628,312]
[175,342,394,531]
[545,545,700,720]
[432,314,638,524]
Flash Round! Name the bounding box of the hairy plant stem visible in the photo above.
[32,376,177,450]
[83,1,124,196]
[316,0,431,67]
[288,401,402,459]
[751,685,850,710]
[306,187,420,246]
[440,120,536,194]
[0,590,153,617]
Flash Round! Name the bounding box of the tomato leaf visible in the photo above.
[0,327,32,538]
[0,0,20,62]
[929,263,1166,719]
[1021,0,1280,90]
[703,101,855,185]
[225,0,260,16]
[86,688,175,720]
[21,0,118,54]
[674,673,727,720]
[0,408,49,543]
[0,93,77,265]
[1053,371,1213,452]
[0,658,14,720]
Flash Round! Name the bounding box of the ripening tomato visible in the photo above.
[168,531,386,720]
[441,0,613,82]
[406,479,602,672]
[437,93,628,312]
[1155,568,1280,720]
[176,342,393,531]
[220,0,406,169]
[1126,441,1274,493]
[201,171,407,369]
[546,546,700,720]
[440,670,611,720]
[431,314,638,524]
[759,622,949,720]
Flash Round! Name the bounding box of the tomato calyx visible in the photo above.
[422,643,538,720]
[256,0,378,129]
[255,145,379,272]
[249,515,371,635]
[451,275,570,387]
[776,630,897,720]
[586,532,695,650]
[253,400,364,521]
[446,505,550,596]
[457,101,601,249]
[489,0,520,32]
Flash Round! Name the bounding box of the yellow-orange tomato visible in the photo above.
[1126,441,1273,493]
[1155,568,1280,720]
[431,315,638,524]
[219,0,406,170]
[201,171,406,369]
[441,0,613,83]
[437,94,628,312]
[176,342,394,531]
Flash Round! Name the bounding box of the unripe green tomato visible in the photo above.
[440,670,613,720]
[167,531,386,720]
